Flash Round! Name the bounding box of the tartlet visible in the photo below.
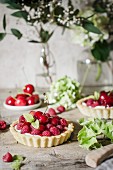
[10,111,74,148]
[76,97,113,119]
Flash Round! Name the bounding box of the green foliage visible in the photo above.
[83,22,101,34]
[78,118,113,150]
[11,155,25,170]
[91,40,110,62]
[3,14,6,30]
[0,33,6,41]
[11,11,28,21]
[11,29,22,39]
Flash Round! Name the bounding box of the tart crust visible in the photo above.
[10,121,74,148]
[76,97,113,119]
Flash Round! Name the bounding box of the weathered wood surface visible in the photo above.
[0,89,93,170]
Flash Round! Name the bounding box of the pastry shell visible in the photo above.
[10,121,74,148]
[76,97,113,119]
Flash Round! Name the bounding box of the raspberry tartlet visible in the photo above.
[10,111,74,147]
[76,91,113,119]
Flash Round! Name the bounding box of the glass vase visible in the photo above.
[36,43,56,93]
[77,58,113,95]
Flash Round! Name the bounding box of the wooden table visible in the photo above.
[0,89,93,170]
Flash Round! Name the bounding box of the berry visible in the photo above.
[17,123,25,130]
[38,124,45,132]
[0,120,7,130]
[48,108,57,116]
[15,96,27,106]
[34,111,43,119]
[57,105,65,113]
[32,94,39,104]
[39,115,48,124]
[51,117,59,125]
[31,129,41,135]
[99,91,108,105]
[50,126,60,136]
[46,123,53,129]
[91,100,100,107]
[27,96,35,105]
[86,99,94,107]
[21,125,30,134]
[29,111,36,116]
[16,93,29,99]
[60,118,68,127]
[2,152,13,162]
[45,113,50,117]
[23,84,35,95]
[42,130,51,136]
[56,125,63,131]
[19,115,26,123]
[5,96,15,106]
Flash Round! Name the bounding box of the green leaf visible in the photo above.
[6,3,22,10]
[31,120,40,129]
[91,40,110,62]
[11,29,22,39]
[94,91,100,100]
[13,155,24,162]
[11,11,28,21]
[3,14,6,30]
[11,160,21,170]
[83,22,101,34]
[23,113,34,123]
[0,33,6,41]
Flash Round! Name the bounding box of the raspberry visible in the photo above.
[19,115,26,123]
[21,125,30,134]
[42,130,51,136]
[48,108,57,116]
[46,123,53,129]
[51,117,59,125]
[34,111,43,119]
[31,129,41,135]
[39,115,48,124]
[2,152,13,162]
[57,105,65,113]
[56,125,63,131]
[38,124,45,132]
[17,123,24,130]
[50,126,60,136]
[0,120,7,130]
[60,118,68,127]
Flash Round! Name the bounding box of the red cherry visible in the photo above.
[15,96,27,106]
[86,99,94,107]
[29,111,36,116]
[57,105,65,113]
[34,111,43,119]
[27,96,35,105]
[0,120,7,130]
[32,94,39,104]
[2,152,13,162]
[16,93,29,99]
[5,96,15,106]
[48,108,57,116]
[39,115,48,124]
[23,84,35,95]
[91,100,100,107]
[99,91,108,105]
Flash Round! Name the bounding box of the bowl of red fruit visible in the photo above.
[76,91,113,119]
[4,84,42,111]
[10,110,74,147]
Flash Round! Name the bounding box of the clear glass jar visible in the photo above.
[77,58,113,95]
[36,43,56,93]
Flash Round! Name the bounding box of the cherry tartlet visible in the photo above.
[10,111,74,147]
[76,91,113,119]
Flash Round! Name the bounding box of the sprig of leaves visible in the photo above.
[23,113,39,129]
[78,118,113,150]
[11,155,25,170]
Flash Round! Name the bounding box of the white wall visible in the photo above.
[0,3,87,89]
